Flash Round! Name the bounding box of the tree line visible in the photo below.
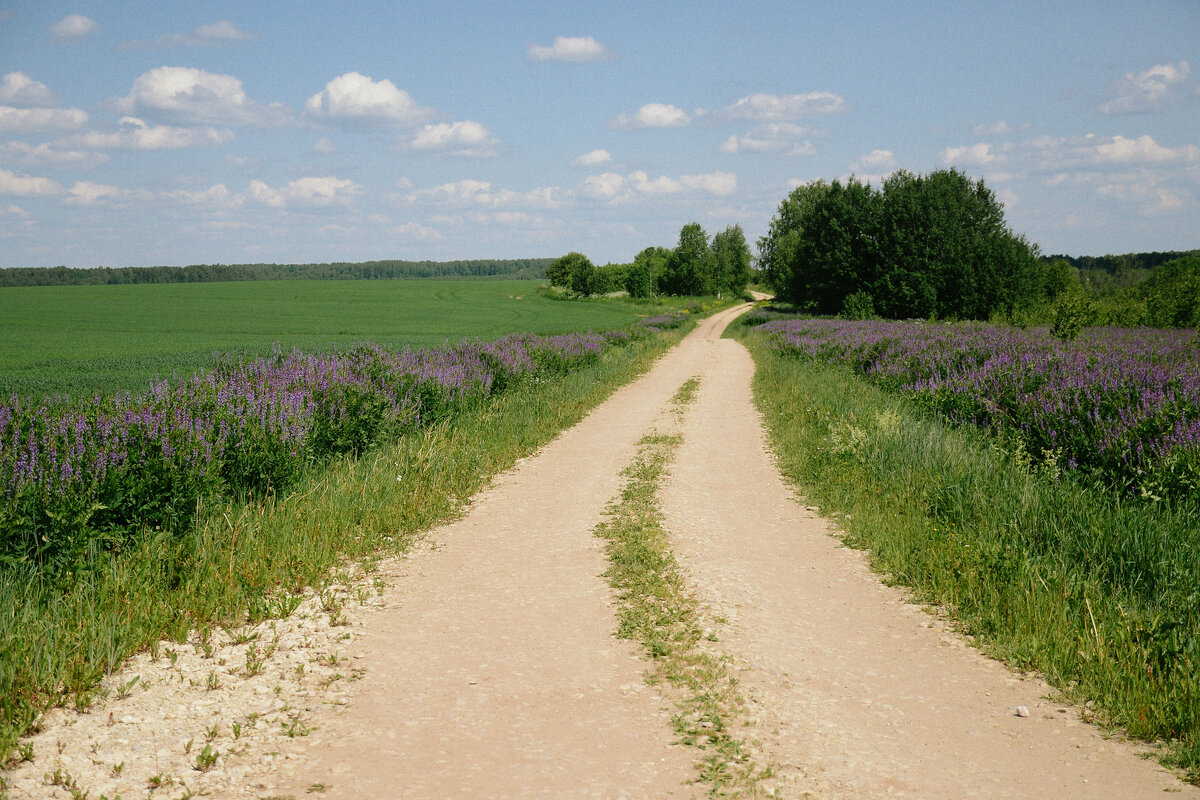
[546,222,752,299]
[0,259,553,287]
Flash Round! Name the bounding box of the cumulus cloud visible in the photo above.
[399,121,499,157]
[120,20,257,49]
[679,171,737,195]
[1027,133,1199,168]
[720,123,815,156]
[611,103,692,130]
[402,178,560,208]
[0,105,88,133]
[392,221,443,241]
[51,14,97,42]
[971,120,1016,137]
[724,91,848,120]
[0,141,108,168]
[162,183,237,207]
[64,180,134,206]
[527,35,612,62]
[0,168,63,196]
[303,72,435,128]
[312,137,337,154]
[113,66,291,126]
[941,142,1005,167]
[1100,61,1191,115]
[572,148,612,166]
[60,116,235,150]
[580,170,736,202]
[851,149,897,172]
[246,176,364,208]
[1093,134,1199,164]
[0,72,58,107]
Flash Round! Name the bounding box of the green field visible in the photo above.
[0,279,645,399]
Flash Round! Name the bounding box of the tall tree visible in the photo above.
[711,224,752,298]
[662,222,715,296]
[756,179,832,300]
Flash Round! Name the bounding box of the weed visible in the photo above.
[193,743,219,772]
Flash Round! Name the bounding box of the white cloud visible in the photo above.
[679,171,737,195]
[0,204,31,217]
[162,183,238,207]
[312,137,337,154]
[724,91,848,120]
[851,149,897,172]
[120,20,257,49]
[303,72,435,128]
[1093,134,1199,164]
[1028,133,1200,168]
[0,168,63,196]
[611,103,691,130]
[0,105,89,133]
[399,121,498,157]
[0,72,58,107]
[997,188,1019,208]
[246,176,364,208]
[114,66,290,126]
[0,141,108,168]
[572,148,612,166]
[1096,175,1192,215]
[51,14,97,42]
[580,172,628,201]
[1100,61,1191,115]
[402,178,560,208]
[720,123,815,156]
[392,221,444,241]
[61,116,234,150]
[580,170,736,203]
[971,120,1016,136]
[527,35,612,62]
[64,181,134,206]
[942,142,1004,167]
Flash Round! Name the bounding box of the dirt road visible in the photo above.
[11,304,1196,798]
[278,304,1194,798]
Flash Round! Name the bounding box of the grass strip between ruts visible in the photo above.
[594,377,772,798]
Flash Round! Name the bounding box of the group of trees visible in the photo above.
[547,222,752,299]
[758,169,1043,320]
[0,259,552,287]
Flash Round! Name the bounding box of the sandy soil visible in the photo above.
[8,302,1197,799]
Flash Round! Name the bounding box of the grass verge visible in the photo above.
[731,323,1200,783]
[0,326,688,764]
[594,378,768,798]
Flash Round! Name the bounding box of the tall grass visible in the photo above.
[732,322,1200,782]
[0,325,688,761]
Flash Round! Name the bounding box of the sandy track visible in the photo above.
[274,305,756,799]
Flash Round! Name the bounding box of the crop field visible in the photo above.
[0,279,645,399]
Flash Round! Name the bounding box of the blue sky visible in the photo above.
[1,1,1197,268]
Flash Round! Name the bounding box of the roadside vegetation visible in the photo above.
[733,312,1200,781]
[0,314,692,765]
